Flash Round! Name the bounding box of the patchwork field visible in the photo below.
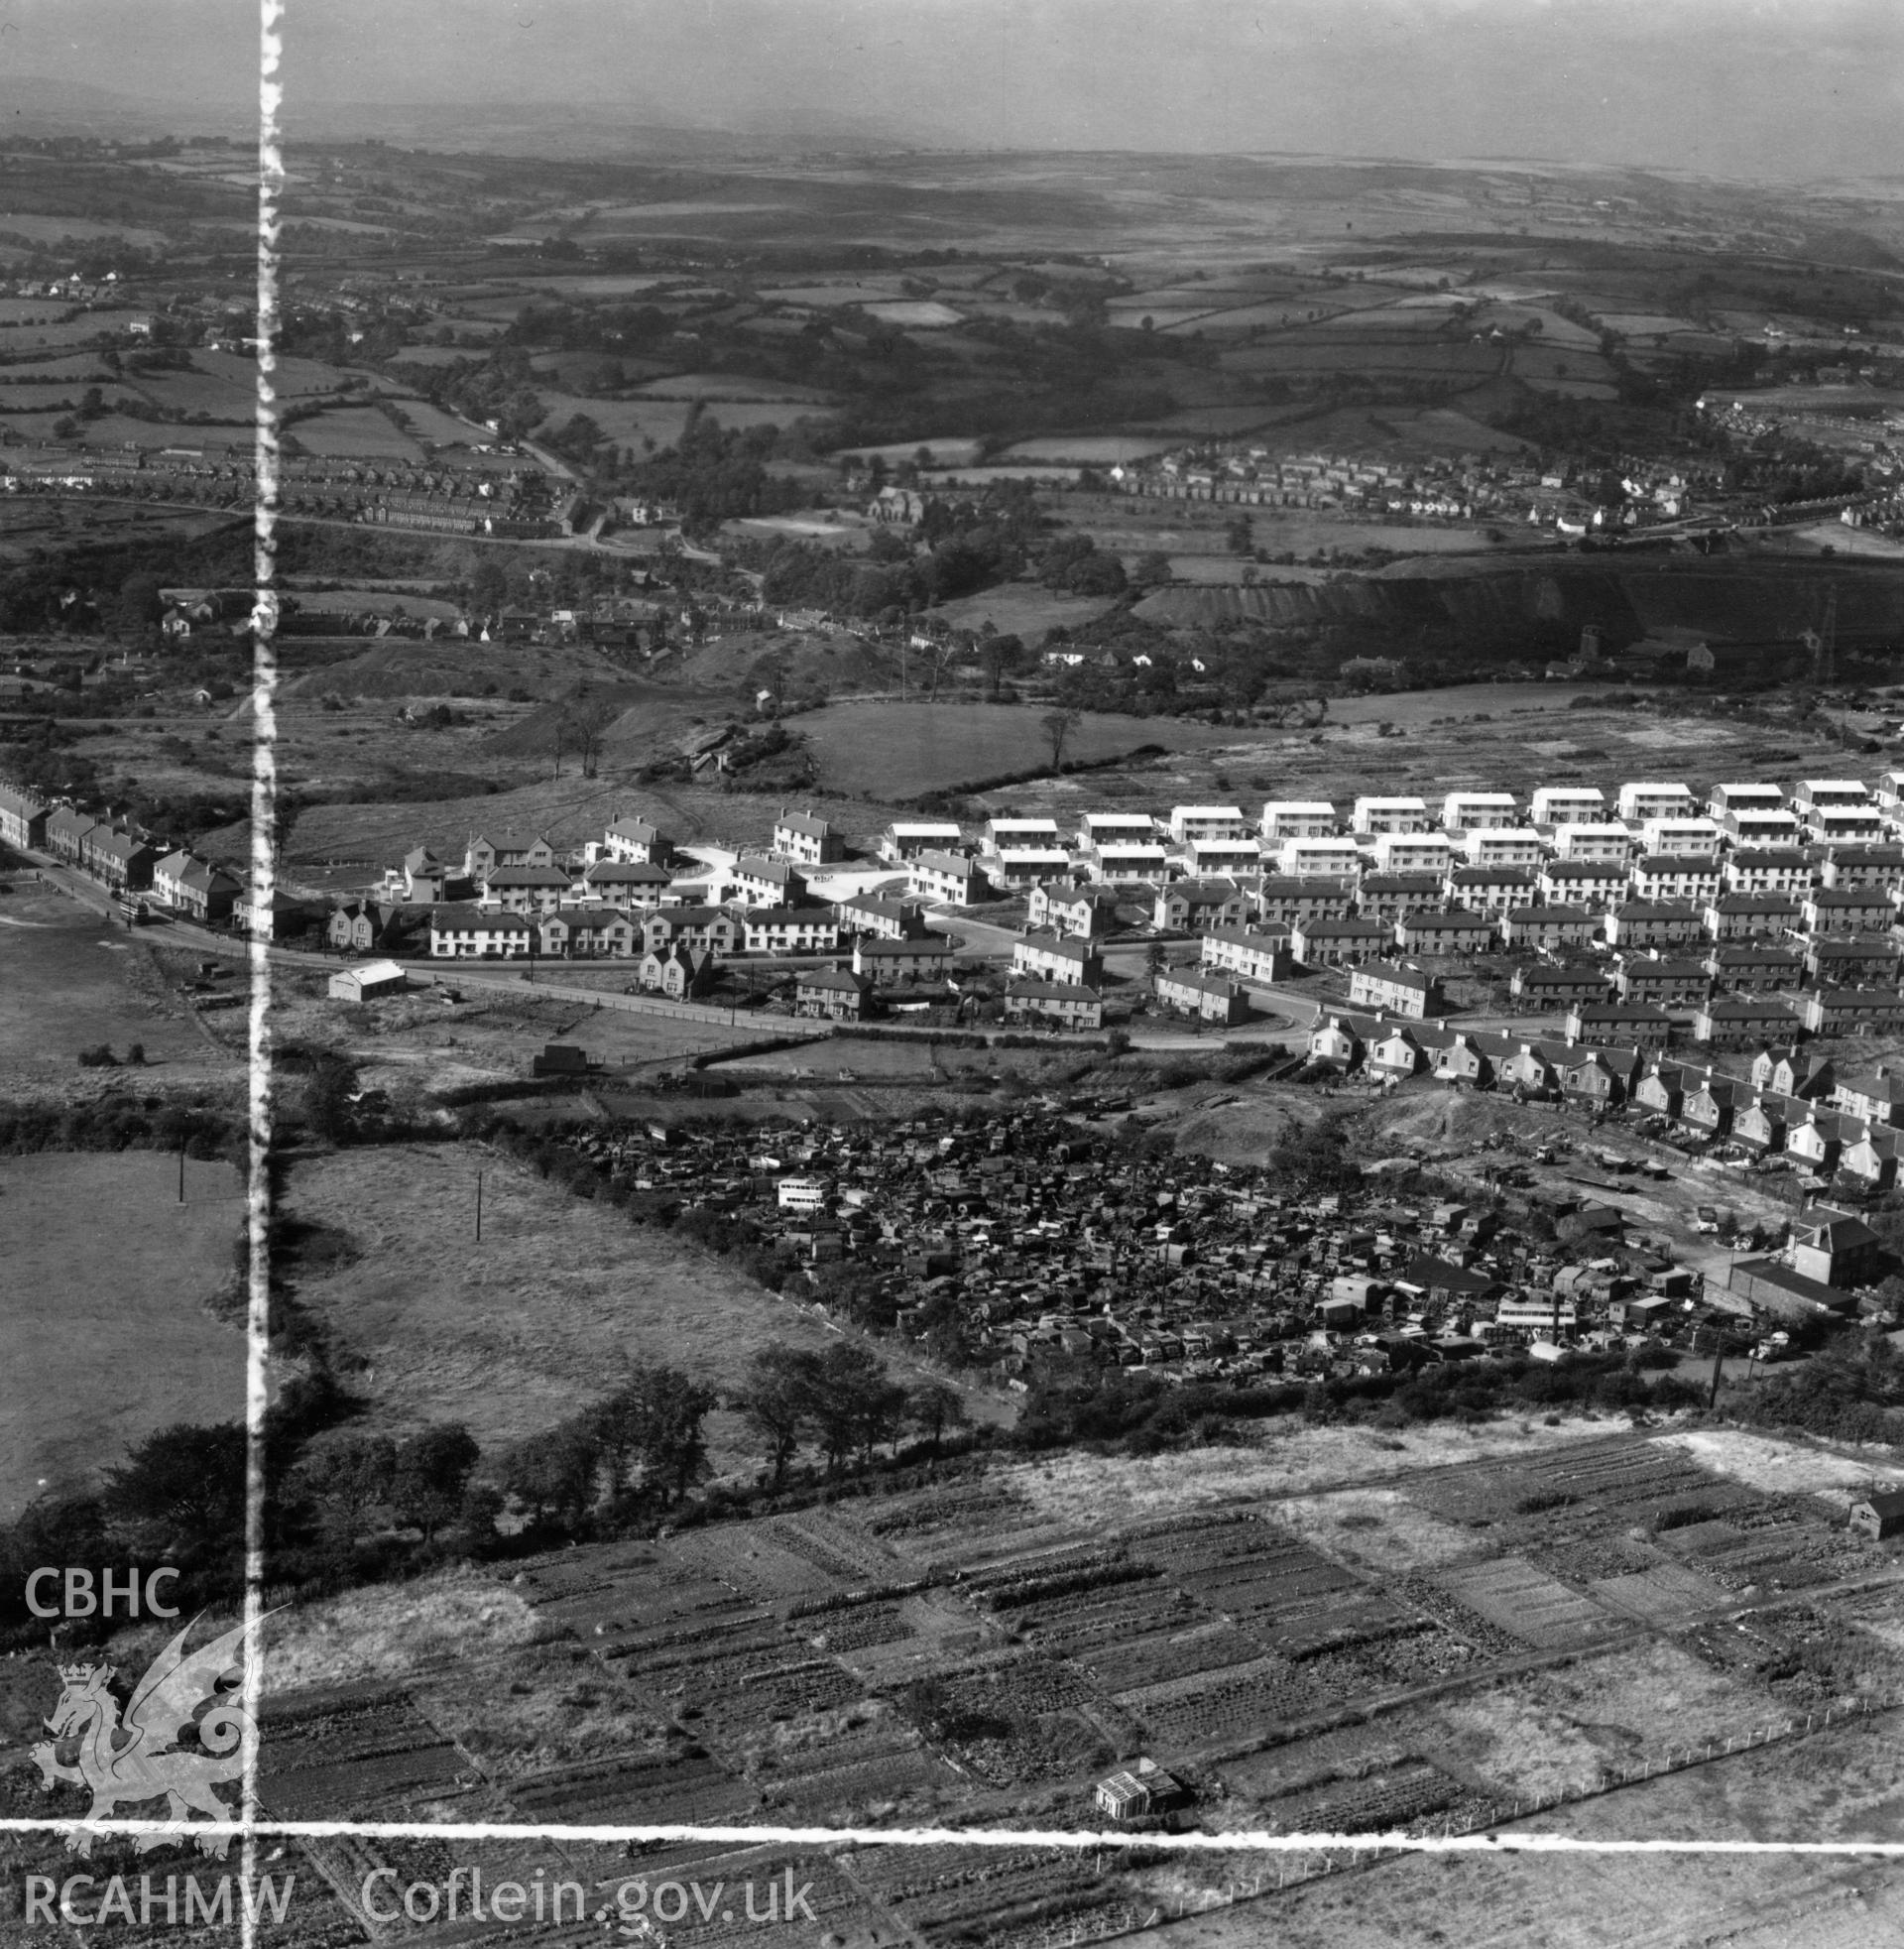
[0,1150,247,1516]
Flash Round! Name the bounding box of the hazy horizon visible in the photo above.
[6,0,1904,182]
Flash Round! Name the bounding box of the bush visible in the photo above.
[76,1043,118,1068]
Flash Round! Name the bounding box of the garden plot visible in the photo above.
[769,1507,921,1585]
[1654,1498,1874,1596]
[1080,1618,1274,1697]
[1590,1560,1734,1627]
[690,1655,867,1751]
[842,1842,1107,1940]
[760,1721,958,1819]
[255,1680,471,1819]
[1166,1530,1369,1629]
[1271,1486,1484,1575]
[1008,1579,1214,1661]
[1432,1557,1623,1651]
[664,1524,844,1601]
[1255,1757,1478,1836]
[1116,1653,1335,1754]
[509,1744,754,1825]
[1294,1620,1484,1694]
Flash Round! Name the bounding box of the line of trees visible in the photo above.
[741,1340,966,1487]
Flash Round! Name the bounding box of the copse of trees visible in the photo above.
[739,1340,967,1486]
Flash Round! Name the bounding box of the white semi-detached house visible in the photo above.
[731,852,810,908]
[1201,927,1292,983]
[1088,841,1172,883]
[1725,848,1812,895]
[1183,836,1262,875]
[1630,855,1723,905]
[1373,830,1453,875]
[773,808,844,865]
[1260,800,1336,840]
[574,859,670,909]
[1615,782,1697,823]
[909,850,986,907]
[1539,859,1629,911]
[742,906,840,953]
[984,815,1063,851]
[1639,816,1723,858]
[1446,865,1536,914]
[1012,929,1104,988]
[600,816,670,864]
[1442,792,1517,830]
[1793,778,1872,815]
[1724,808,1803,847]
[1078,810,1157,850]
[1530,786,1606,826]
[879,820,964,862]
[1281,835,1366,879]
[430,906,533,958]
[1705,892,1803,939]
[984,847,1073,891]
[1464,827,1544,869]
[1351,795,1430,835]
[537,907,639,958]
[1347,959,1439,1019]
[465,831,556,879]
[480,864,573,915]
[1820,845,1904,890]
[1807,802,1886,846]
[1168,804,1250,845]
[1804,887,1895,934]
[1878,770,1904,812]
[1707,782,1786,821]
[1028,884,1122,937]
[643,905,738,953]
[1554,822,1636,863]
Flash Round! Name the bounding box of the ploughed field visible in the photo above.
[93,1426,1901,1948]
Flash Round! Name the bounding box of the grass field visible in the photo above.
[279,1142,968,1474]
[287,406,427,462]
[0,1150,247,1516]
[793,699,1274,797]
[0,881,237,1089]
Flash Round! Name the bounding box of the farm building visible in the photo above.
[1848,1492,1904,1541]
[1094,1759,1188,1821]
[1726,1257,1860,1325]
[328,960,408,1003]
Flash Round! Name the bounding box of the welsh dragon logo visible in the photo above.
[30,1615,258,1859]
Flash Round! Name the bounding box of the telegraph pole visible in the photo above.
[476,1170,484,1242]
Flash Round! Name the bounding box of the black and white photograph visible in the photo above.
[3,2,1904,1943]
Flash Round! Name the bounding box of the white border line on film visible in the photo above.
[4,1816,1904,1860]
[242,2,286,1946]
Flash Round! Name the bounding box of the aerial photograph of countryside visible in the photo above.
[4,1,1904,1944]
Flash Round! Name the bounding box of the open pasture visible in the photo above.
[638,372,835,402]
[0,880,233,1083]
[793,698,1258,798]
[278,1142,923,1472]
[286,405,428,461]
[0,1149,246,1518]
